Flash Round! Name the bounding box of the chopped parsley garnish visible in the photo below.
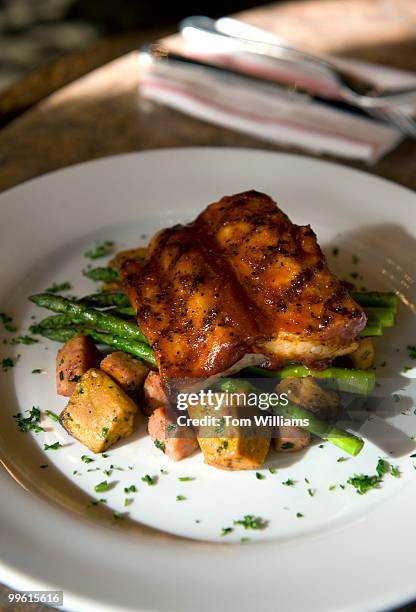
[337,457,347,463]
[269,468,277,474]
[77,387,85,395]
[101,426,109,439]
[69,374,81,383]
[84,241,114,260]
[178,477,194,482]
[14,406,44,433]
[255,472,265,480]
[217,440,229,453]
[307,488,315,497]
[154,438,166,453]
[94,480,109,493]
[45,281,72,294]
[347,473,380,494]
[81,455,94,463]
[141,474,155,486]
[408,346,416,360]
[124,498,133,507]
[44,441,62,451]
[282,478,294,486]
[32,368,44,374]
[233,515,266,530]
[113,511,124,520]
[296,512,304,518]
[329,484,337,491]
[45,410,59,422]
[8,335,38,345]
[166,423,177,432]
[176,495,186,501]
[376,458,389,477]
[89,498,106,506]
[0,312,16,332]
[221,527,233,536]
[40,464,49,469]
[124,485,137,493]
[391,465,400,478]
[2,355,19,372]
[59,371,64,381]
[281,442,295,449]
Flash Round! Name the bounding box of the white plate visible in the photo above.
[0,148,416,612]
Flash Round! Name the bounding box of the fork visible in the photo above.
[180,16,416,135]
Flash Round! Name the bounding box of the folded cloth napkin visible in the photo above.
[138,17,416,164]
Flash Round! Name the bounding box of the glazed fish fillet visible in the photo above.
[122,190,366,387]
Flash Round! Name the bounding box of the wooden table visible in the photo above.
[1,0,416,609]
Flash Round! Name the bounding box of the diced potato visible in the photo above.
[143,371,167,415]
[277,377,339,421]
[148,406,198,461]
[56,334,101,397]
[60,368,139,453]
[273,426,311,452]
[103,247,147,291]
[198,436,270,470]
[348,338,375,370]
[189,392,270,470]
[100,351,148,398]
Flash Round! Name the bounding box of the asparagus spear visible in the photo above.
[79,292,130,308]
[37,326,157,368]
[220,379,364,456]
[352,291,398,310]
[359,321,382,337]
[364,307,395,328]
[29,293,147,343]
[243,364,375,395]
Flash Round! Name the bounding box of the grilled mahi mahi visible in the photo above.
[122,191,366,388]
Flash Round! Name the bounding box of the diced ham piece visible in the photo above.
[56,334,101,396]
[273,426,311,452]
[148,407,198,461]
[100,351,148,399]
[143,371,167,415]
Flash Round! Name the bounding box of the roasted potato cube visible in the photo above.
[60,368,139,453]
[273,426,311,452]
[277,377,339,421]
[349,338,375,370]
[148,406,198,461]
[143,371,167,415]
[56,334,101,397]
[198,436,270,470]
[100,351,148,398]
[189,392,270,470]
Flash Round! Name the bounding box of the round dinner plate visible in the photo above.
[0,148,416,612]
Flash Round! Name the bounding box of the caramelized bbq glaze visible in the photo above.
[122,191,366,389]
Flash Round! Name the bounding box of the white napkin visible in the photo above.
[139,17,416,164]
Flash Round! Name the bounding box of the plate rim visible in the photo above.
[1,146,416,612]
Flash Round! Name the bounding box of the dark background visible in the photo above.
[0,0,265,91]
